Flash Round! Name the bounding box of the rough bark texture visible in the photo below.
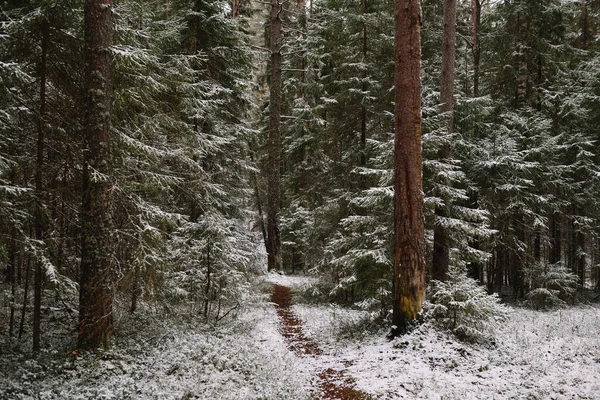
[432,0,456,282]
[392,0,425,335]
[266,0,283,271]
[78,0,114,350]
[33,20,49,353]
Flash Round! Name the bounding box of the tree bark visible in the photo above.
[472,0,481,97]
[8,226,17,337]
[432,0,456,282]
[33,19,49,353]
[19,254,31,340]
[549,211,561,264]
[78,0,114,350]
[232,0,239,18]
[391,0,425,336]
[266,0,283,271]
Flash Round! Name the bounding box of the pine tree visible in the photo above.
[78,0,114,350]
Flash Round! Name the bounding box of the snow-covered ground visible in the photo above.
[2,273,599,399]
[281,275,600,399]
[0,289,310,400]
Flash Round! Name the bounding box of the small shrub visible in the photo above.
[524,262,578,309]
[426,271,508,342]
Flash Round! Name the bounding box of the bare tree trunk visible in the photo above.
[432,0,456,282]
[9,227,17,337]
[78,0,114,350]
[549,211,561,264]
[360,0,368,171]
[130,264,140,314]
[163,0,169,19]
[204,241,211,319]
[33,19,49,353]
[391,0,425,336]
[472,0,481,97]
[232,0,239,18]
[266,0,283,271]
[19,254,31,340]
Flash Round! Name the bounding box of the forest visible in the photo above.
[0,0,599,398]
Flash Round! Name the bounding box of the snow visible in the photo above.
[283,275,600,399]
[266,271,318,289]
[2,274,599,399]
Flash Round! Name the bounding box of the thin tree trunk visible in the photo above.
[163,0,169,19]
[549,212,561,264]
[78,0,114,350]
[9,227,17,337]
[130,264,139,314]
[432,0,456,282]
[472,0,481,97]
[33,19,49,353]
[19,255,31,340]
[249,150,268,252]
[360,1,368,170]
[391,0,425,336]
[266,0,283,271]
[232,0,239,18]
[204,241,211,319]
[577,229,585,288]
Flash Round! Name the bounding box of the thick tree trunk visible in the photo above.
[266,0,283,271]
[78,0,114,350]
[33,19,49,353]
[391,0,425,336]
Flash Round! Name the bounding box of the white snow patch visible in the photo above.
[265,272,318,289]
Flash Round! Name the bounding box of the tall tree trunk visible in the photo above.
[33,19,49,353]
[266,0,283,271]
[164,0,169,19]
[78,0,114,350]
[432,0,456,282]
[472,0,481,97]
[391,0,425,336]
[360,0,368,170]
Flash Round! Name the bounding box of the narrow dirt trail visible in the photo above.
[271,284,373,400]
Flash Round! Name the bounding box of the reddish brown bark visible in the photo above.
[392,0,425,335]
[78,0,114,350]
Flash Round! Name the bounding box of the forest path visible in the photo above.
[271,284,373,400]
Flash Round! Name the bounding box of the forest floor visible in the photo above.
[1,273,600,399]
